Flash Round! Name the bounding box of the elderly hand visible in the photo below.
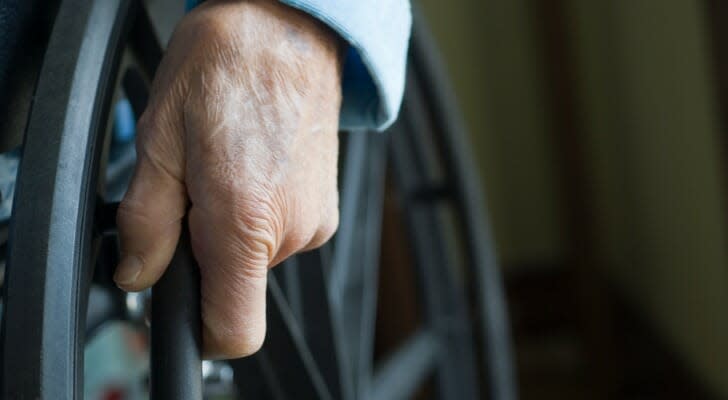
[114,0,342,359]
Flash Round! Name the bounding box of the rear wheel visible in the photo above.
[0,1,516,399]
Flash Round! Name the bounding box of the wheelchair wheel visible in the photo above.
[0,0,516,399]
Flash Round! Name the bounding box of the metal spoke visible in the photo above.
[269,275,333,399]
[295,247,344,399]
[275,257,303,325]
[234,274,333,400]
[368,330,441,400]
[327,130,369,400]
[354,133,388,398]
[328,131,368,301]
[272,247,346,399]
[230,347,284,399]
[326,131,389,399]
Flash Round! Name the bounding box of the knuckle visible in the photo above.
[207,163,247,196]
[320,209,340,242]
[286,223,313,251]
[223,190,286,261]
[305,212,339,250]
[183,10,236,42]
[177,12,244,69]
[235,220,278,265]
[196,200,281,270]
[116,198,149,227]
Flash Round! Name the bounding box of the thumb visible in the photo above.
[115,142,187,292]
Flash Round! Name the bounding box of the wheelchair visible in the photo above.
[0,0,516,399]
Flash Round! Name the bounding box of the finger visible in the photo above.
[115,148,187,291]
[189,204,271,359]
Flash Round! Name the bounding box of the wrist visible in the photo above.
[194,0,344,62]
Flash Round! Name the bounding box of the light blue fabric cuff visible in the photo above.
[278,0,412,131]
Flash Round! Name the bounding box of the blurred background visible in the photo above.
[417,0,728,399]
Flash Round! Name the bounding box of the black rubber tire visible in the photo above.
[1,0,140,397]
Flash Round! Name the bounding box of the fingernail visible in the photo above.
[114,255,143,286]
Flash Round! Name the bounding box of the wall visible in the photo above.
[419,0,728,396]
[568,0,728,394]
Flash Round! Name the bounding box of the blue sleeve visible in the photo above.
[277,1,412,131]
[187,0,412,131]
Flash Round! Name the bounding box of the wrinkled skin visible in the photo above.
[114,0,342,359]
